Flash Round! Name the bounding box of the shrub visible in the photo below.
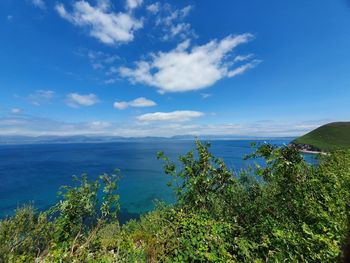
[159,141,350,261]
[157,140,237,217]
[49,173,120,245]
[0,205,53,262]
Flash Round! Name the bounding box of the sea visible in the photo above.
[0,139,313,222]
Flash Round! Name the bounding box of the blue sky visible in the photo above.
[0,0,350,137]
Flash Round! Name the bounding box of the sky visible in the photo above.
[0,0,350,137]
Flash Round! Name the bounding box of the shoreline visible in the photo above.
[299,149,328,155]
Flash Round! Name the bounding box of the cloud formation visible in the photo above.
[31,0,45,9]
[119,34,260,93]
[146,2,160,14]
[11,108,22,114]
[27,90,55,105]
[137,110,204,122]
[126,0,143,10]
[66,93,100,108]
[0,115,327,138]
[88,121,112,130]
[56,0,143,45]
[87,50,119,70]
[114,97,156,110]
[200,93,211,99]
[153,4,195,41]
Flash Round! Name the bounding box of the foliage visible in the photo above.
[157,141,350,262]
[164,210,237,262]
[235,143,350,261]
[0,172,121,262]
[49,172,120,245]
[1,141,350,262]
[119,204,238,262]
[0,205,53,262]
[157,140,236,217]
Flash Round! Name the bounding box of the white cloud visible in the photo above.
[107,66,119,75]
[114,101,129,110]
[55,1,143,45]
[126,0,143,10]
[0,114,330,137]
[154,4,195,41]
[234,54,254,62]
[104,78,117,85]
[180,5,192,17]
[27,90,55,105]
[227,60,261,77]
[147,2,160,14]
[200,93,211,99]
[92,63,103,70]
[31,0,45,9]
[66,93,100,108]
[7,15,13,22]
[87,50,119,70]
[88,121,112,130]
[170,23,190,37]
[129,97,156,107]
[119,34,260,93]
[156,5,192,26]
[96,0,111,11]
[114,97,156,110]
[137,110,204,122]
[11,108,22,114]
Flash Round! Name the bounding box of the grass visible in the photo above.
[293,122,350,151]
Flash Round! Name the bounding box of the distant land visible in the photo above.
[0,135,295,145]
[293,122,350,152]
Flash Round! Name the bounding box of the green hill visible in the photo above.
[293,122,350,152]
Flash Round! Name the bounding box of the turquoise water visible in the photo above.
[0,139,292,221]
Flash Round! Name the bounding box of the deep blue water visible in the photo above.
[0,139,299,221]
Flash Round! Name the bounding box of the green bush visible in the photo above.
[157,141,237,217]
[0,205,53,262]
[158,141,350,262]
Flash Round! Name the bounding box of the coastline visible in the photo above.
[299,149,328,155]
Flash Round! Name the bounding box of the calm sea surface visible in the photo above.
[0,139,301,221]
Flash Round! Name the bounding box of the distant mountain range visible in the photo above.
[292,122,350,152]
[0,135,294,145]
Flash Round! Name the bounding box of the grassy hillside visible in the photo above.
[293,122,350,151]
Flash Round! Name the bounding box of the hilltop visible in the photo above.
[293,122,350,152]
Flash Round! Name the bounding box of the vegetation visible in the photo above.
[1,141,350,262]
[293,122,350,152]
